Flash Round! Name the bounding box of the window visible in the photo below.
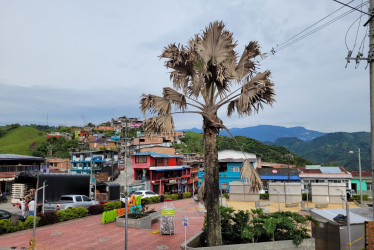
[82,196,91,201]
[304,180,310,183]
[135,155,147,163]
[75,196,82,202]
[232,167,241,172]
[367,183,372,191]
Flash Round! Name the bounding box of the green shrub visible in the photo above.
[56,207,88,222]
[260,193,269,200]
[352,194,370,201]
[200,207,315,247]
[0,219,14,235]
[24,215,40,229]
[150,196,160,204]
[170,194,178,200]
[302,193,311,201]
[363,194,369,201]
[103,201,122,211]
[222,193,229,199]
[183,192,192,199]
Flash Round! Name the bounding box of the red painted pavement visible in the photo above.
[0,198,204,250]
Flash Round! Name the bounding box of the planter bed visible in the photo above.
[116,212,159,229]
[180,231,315,250]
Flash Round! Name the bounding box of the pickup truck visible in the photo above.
[44,195,98,211]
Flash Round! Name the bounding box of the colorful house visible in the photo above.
[350,170,372,195]
[132,152,191,194]
[198,150,261,191]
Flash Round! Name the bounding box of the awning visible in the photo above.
[366,180,372,183]
[149,165,190,171]
[260,175,301,181]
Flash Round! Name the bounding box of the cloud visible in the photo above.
[0,0,371,132]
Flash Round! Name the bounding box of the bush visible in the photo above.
[302,193,311,201]
[37,211,58,226]
[103,201,122,211]
[160,195,165,202]
[23,215,40,229]
[260,193,269,200]
[183,192,192,199]
[222,193,229,199]
[88,204,104,215]
[200,207,315,247]
[56,207,88,222]
[170,194,178,200]
[352,194,369,201]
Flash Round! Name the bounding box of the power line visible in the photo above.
[276,0,356,49]
[271,1,368,54]
[345,12,366,51]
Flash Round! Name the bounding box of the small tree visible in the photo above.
[140,21,275,246]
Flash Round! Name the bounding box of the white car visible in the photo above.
[132,190,158,199]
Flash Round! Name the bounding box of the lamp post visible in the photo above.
[348,148,363,204]
[337,189,344,209]
[340,194,351,250]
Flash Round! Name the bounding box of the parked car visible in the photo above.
[44,195,98,211]
[0,209,25,222]
[132,190,158,199]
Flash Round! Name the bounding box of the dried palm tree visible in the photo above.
[140,21,275,247]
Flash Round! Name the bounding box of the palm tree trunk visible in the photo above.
[203,122,222,246]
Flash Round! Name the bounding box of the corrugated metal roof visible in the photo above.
[310,208,371,225]
[134,152,182,158]
[320,167,342,174]
[0,154,45,161]
[351,170,372,178]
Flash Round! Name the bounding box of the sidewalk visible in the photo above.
[0,198,205,250]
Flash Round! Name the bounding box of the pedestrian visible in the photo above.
[20,198,26,217]
[28,199,35,217]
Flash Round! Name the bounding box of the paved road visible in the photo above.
[0,198,204,250]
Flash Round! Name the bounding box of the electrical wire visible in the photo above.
[358,24,369,55]
[345,12,366,51]
[272,1,369,54]
[352,0,364,51]
[276,0,356,49]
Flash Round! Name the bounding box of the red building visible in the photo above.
[132,152,191,194]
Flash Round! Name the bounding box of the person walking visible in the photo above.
[28,199,35,217]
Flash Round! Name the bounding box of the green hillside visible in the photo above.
[272,132,371,170]
[0,126,46,155]
[175,131,311,166]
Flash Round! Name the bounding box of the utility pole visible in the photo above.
[370,0,374,220]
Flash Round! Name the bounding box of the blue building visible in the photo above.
[198,150,301,192]
[198,150,261,191]
[70,150,120,180]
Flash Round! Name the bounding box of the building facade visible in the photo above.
[350,170,372,195]
[132,152,191,194]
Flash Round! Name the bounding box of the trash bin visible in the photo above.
[160,198,175,235]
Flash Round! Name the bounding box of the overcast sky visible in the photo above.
[0,0,370,133]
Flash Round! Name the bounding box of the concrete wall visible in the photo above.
[311,183,346,203]
[229,181,259,201]
[328,183,346,204]
[269,183,301,203]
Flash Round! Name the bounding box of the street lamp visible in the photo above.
[348,148,362,204]
[339,193,351,250]
[337,189,344,209]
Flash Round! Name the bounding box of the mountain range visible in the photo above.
[183,125,326,142]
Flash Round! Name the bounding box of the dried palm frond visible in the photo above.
[140,94,172,116]
[163,87,187,111]
[198,180,206,205]
[235,41,262,80]
[240,159,263,192]
[142,114,174,138]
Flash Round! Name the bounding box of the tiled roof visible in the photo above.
[351,170,372,177]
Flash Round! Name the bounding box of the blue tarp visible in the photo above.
[260,175,301,181]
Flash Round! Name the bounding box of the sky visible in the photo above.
[0,0,371,133]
